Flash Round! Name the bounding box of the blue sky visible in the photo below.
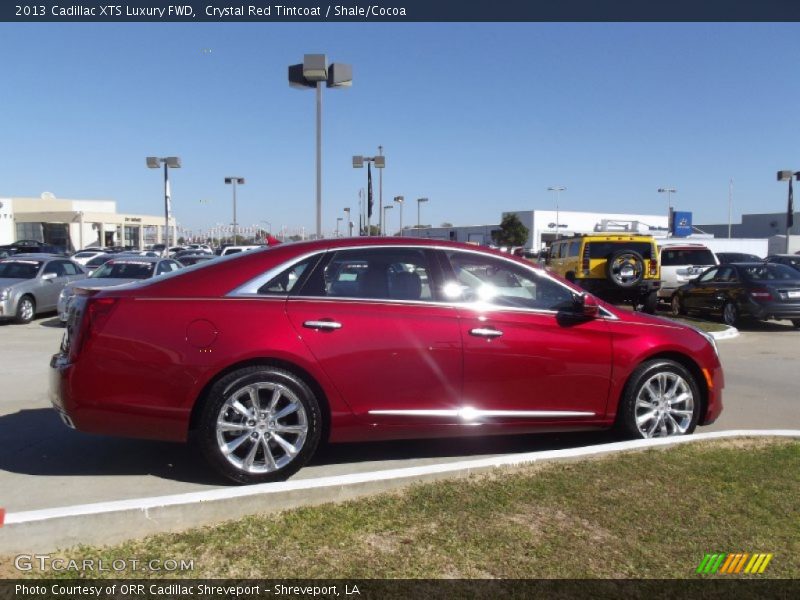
[1,22,799,236]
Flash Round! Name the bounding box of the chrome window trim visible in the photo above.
[226,243,619,320]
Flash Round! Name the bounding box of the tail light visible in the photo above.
[70,295,118,358]
[749,288,773,302]
[581,246,590,275]
[648,259,657,277]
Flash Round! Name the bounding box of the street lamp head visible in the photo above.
[165,157,181,169]
[417,197,429,203]
[373,156,385,168]
[658,187,676,193]
[224,177,245,185]
[327,63,353,88]
[384,205,393,211]
[547,186,566,192]
[302,54,328,81]
[352,156,364,168]
[146,156,160,169]
[394,196,404,204]
[777,170,794,182]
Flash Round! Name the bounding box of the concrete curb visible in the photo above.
[709,325,739,340]
[2,429,798,554]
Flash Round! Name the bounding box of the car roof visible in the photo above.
[103,256,163,264]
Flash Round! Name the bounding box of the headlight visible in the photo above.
[0,288,8,301]
[59,288,74,301]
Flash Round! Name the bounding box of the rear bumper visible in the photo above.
[745,300,800,321]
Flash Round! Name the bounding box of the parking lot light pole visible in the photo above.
[658,187,676,231]
[146,156,181,248]
[343,207,352,236]
[352,153,385,235]
[777,170,798,253]
[335,217,343,237]
[382,205,393,236]
[224,177,245,245]
[289,54,353,238]
[394,196,404,236]
[547,186,566,240]
[417,197,429,230]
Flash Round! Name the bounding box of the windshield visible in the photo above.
[0,260,43,279]
[91,261,155,279]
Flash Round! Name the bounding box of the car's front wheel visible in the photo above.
[791,319,800,329]
[198,366,322,484]
[617,359,700,439]
[15,295,36,324]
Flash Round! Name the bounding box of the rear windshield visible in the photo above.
[741,264,800,281]
[87,255,113,267]
[587,242,653,260]
[91,261,155,279]
[0,260,43,279]
[661,248,716,266]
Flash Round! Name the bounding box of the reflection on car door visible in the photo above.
[285,247,464,425]
[441,249,613,421]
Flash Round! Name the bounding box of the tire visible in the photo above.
[15,295,36,324]
[670,294,685,317]
[616,359,701,439]
[606,250,645,289]
[636,290,658,314]
[791,319,800,329]
[722,301,739,327]
[198,366,322,484]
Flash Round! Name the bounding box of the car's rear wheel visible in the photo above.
[635,290,658,314]
[617,359,700,439]
[606,250,645,289]
[722,301,739,327]
[670,294,685,317]
[791,319,800,329]
[198,366,322,484]
[15,295,35,324]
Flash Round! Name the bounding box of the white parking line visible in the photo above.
[5,429,798,526]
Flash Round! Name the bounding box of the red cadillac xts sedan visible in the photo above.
[50,238,723,483]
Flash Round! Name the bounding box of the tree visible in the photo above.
[440,222,454,228]
[491,213,529,247]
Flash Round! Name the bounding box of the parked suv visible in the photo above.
[658,243,719,301]
[547,233,660,312]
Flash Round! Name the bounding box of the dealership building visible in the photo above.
[0,195,174,251]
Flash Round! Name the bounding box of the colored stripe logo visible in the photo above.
[697,553,773,574]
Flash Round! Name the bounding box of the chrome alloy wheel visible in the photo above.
[17,297,35,323]
[634,371,695,438]
[215,382,309,474]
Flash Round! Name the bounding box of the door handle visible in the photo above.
[303,320,343,330]
[469,327,503,338]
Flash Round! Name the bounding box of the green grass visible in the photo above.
[663,314,729,333]
[10,438,799,579]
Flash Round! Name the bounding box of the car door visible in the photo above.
[681,267,718,312]
[285,247,464,425]
[441,249,613,422]
[38,260,69,311]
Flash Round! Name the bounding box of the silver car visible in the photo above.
[58,256,183,322]
[0,255,87,324]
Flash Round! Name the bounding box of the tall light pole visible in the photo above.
[335,217,343,237]
[343,207,352,236]
[146,156,181,249]
[224,177,245,245]
[382,204,393,236]
[658,187,676,231]
[547,186,566,240]
[777,170,798,253]
[352,154,385,235]
[289,54,353,238]
[394,196,404,237]
[417,197,429,229]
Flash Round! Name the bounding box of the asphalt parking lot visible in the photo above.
[0,314,799,515]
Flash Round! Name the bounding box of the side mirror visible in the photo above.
[41,272,57,281]
[574,292,599,318]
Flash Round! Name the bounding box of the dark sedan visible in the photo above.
[765,254,800,274]
[716,252,762,264]
[671,262,800,327]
